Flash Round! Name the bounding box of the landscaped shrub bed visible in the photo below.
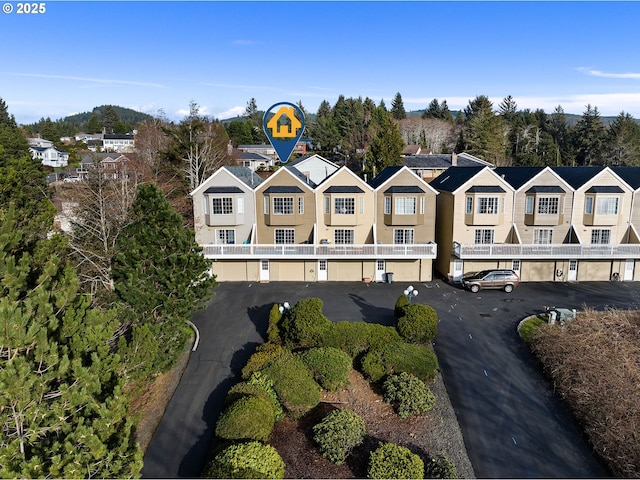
[361,341,439,383]
[318,321,403,358]
[367,442,424,479]
[281,297,331,348]
[312,408,366,465]
[528,308,640,477]
[203,441,285,479]
[241,342,286,379]
[299,347,352,392]
[261,350,322,420]
[396,303,438,343]
[215,395,276,442]
[383,372,436,418]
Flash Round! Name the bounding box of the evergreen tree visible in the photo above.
[112,184,216,377]
[85,113,101,134]
[0,208,142,478]
[311,100,340,153]
[422,99,442,119]
[606,111,640,166]
[499,95,518,124]
[101,106,121,134]
[574,104,606,166]
[547,106,574,166]
[366,107,404,175]
[462,95,508,165]
[391,92,407,119]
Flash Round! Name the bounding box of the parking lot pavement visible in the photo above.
[143,279,638,478]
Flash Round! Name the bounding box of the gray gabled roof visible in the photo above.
[264,185,304,194]
[403,153,490,169]
[284,164,318,188]
[465,185,506,193]
[225,166,264,188]
[429,166,486,192]
[611,166,640,190]
[494,167,545,190]
[369,166,404,189]
[585,185,624,194]
[384,186,425,194]
[324,185,364,193]
[551,166,606,189]
[525,186,566,194]
[204,186,244,194]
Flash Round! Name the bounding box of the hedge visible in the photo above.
[425,454,458,479]
[241,342,286,380]
[299,347,352,391]
[394,294,411,319]
[267,303,283,344]
[383,372,436,418]
[226,371,284,422]
[318,321,402,358]
[396,303,438,344]
[261,351,321,419]
[367,442,424,479]
[361,341,439,383]
[312,408,366,465]
[280,297,332,348]
[203,441,285,479]
[215,395,276,442]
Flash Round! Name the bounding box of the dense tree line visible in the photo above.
[0,97,217,476]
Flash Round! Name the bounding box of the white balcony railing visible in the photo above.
[201,243,437,259]
[453,241,640,259]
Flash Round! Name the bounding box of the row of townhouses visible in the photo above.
[192,155,640,284]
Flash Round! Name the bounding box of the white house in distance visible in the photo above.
[28,137,70,168]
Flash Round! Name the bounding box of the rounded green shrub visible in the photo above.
[367,442,424,479]
[203,441,285,479]
[241,342,286,380]
[425,454,458,479]
[261,351,321,419]
[394,294,411,318]
[226,371,284,421]
[215,395,275,442]
[280,297,332,348]
[267,303,283,343]
[318,321,402,358]
[312,408,366,465]
[397,303,438,344]
[383,372,436,418]
[361,341,439,383]
[299,347,352,391]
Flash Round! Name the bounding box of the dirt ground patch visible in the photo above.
[270,369,475,479]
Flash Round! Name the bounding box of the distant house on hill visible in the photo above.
[29,143,70,168]
[403,152,493,182]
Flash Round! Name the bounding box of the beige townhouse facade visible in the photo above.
[432,165,640,283]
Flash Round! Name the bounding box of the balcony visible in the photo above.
[453,242,640,259]
[201,243,437,260]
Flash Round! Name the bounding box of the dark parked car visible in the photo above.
[462,269,520,293]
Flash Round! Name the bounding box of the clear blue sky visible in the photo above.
[2,1,640,124]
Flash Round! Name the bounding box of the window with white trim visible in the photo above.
[533,228,553,244]
[237,197,244,214]
[212,197,233,214]
[525,196,534,214]
[324,196,330,214]
[465,196,473,214]
[264,197,269,214]
[298,197,304,214]
[395,197,416,215]
[335,198,355,214]
[275,229,295,244]
[478,197,498,214]
[394,229,414,244]
[585,196,594,215]
[596,197,619,215]
[384,196,391,214]
[419,196,424,215]
[359,197,364,214]
[474,229,494,244]
[591,229,611,244]
[216,229,235,244]
[273,197,294,215]
[334,229,354,244]
[204,197,209,215]
[538,197,559,215]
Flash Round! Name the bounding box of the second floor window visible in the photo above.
[212,198,233,215]
[384,196,391,214]
[395,197,416,215]
[534,228,553,244]
[474,229,494,244]
[275,229,295,244]
[538,197,559,215]
[478,197,498,214]
[591,229,611,244]
[216,229,235,244]
[273,197,294,215]
[597,197,619,215]
[394,229,414,244]
[334,229,354,244]
[335,198,355,214]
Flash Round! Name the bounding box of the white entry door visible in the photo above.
[512,259,521,278]
[568,260,578,281]
[375,260,386,282]
[624,259,634,281]
[453,260,464,282]
[318,259,328,281]
[260,259,270,282]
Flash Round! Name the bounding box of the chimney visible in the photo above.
[451,152,458,166]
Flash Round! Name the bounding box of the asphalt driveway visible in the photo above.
[142,280,638,478]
